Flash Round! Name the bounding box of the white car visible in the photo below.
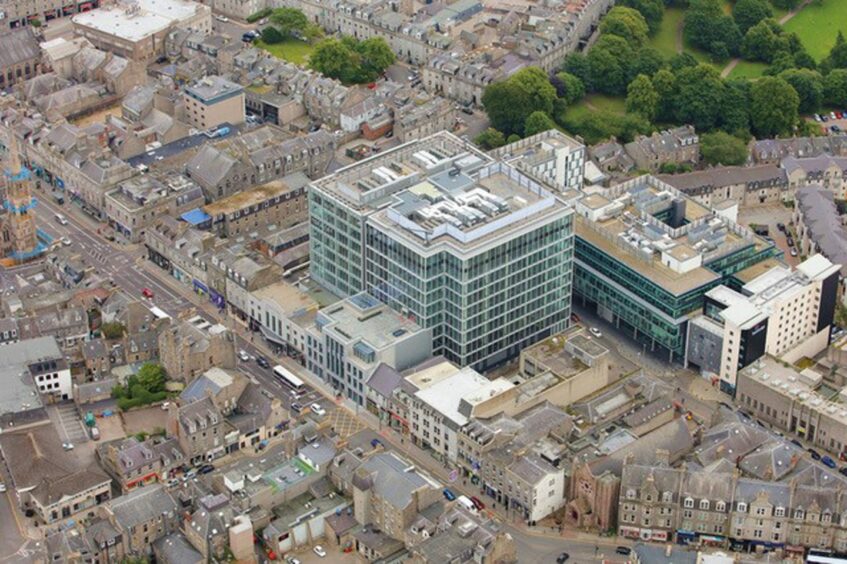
[311,403,326,417]
[215,14,229,22]
[61,236,71,246]
[62,442,74,450]
[238,349,250,362]
[161,401,171,411]
[589,327,602,338]
[0,482,6,493]
[313,546,327,558]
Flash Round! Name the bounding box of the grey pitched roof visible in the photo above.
[355,452,433,510]
[30,466,111,507]
[366,363,402,399]
[185,144,239,188]
[108,484,178,529]
[795,184,847,274]
[154,533,203,564]
[0,28,40,68]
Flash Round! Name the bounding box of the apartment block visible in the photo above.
[201,179,307,238]
[492,130,586,193]
[307,293,432,406]
[687,254,840,392]
[309,131,575,370]
[183,76,245,130]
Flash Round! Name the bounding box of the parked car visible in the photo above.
[809,448,821,460]
[215,14,229,22]
[839,467,847,477]
[557,554,570,563]
[256,355,270,369]
[182,470,196,481]
[62,442,74,450]
[589,327,603,338]
[777,222,786,232]
[469,496,486,511]
[616,547,632,555]
[443,488,456,501]
[0,482,6,493]
[198,464,215,474]
[311,403,326,417]
[814,114,823,122]
[790,247,798,257]
[791,439,803,448]
[313,546,327,558]
[822,455,838,469]
[238,349,250,362]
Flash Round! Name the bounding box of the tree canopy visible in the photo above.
[700,132,749,165]
[481,67,557,136]
[619,0,665,34]
[732,0,772,34]
[524,111,558,137]
[749,76,800,138]
[309,36,395,84]
[626,74,660,120]
[779,68,823,115]
[599,7,650,48]
[684,0,742,59]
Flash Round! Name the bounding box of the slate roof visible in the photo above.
[366,363,403,399]
[30,466,110,507]
[154,532,203,564]
[354,452,434,510]
[108,484,178,529]
[0,28,40,68]
[795,184,847,275]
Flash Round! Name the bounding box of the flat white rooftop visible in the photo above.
[73,0,202,41]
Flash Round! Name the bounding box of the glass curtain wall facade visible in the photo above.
[309,189,365,297]
[366,213,574,371]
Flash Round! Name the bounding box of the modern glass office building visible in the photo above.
[309,132,576,371]
[570,175,781,362]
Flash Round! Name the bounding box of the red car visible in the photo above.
[142,288,154,299]
[469,496,486,511]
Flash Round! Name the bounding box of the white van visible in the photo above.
[456,495,477,512]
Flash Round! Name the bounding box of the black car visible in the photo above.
[791,439,803,448]
[256,356,270,369]
[198,464,215,475]
[556,553,570,563]
[777,222,786,232]
[839,467,847,477]
[809,448,822,460]
[615,546,631,555]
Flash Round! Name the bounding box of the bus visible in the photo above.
[273,365,304,392]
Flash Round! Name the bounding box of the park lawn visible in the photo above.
[255,38,314,66]
[567,94,627,121]
[728,60,769,79]
[783,0,847,60]
[648,7,685,59]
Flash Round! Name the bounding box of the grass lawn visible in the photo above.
[728,60,769,79]
[255,38,314,66]
[566,94,626,122]
[783,0,847,60]
[648,7,685,59]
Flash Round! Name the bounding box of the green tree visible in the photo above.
[101,321,125,340]
[720,79,751,134]
[29,18,42,27]
[673,64,726,131]
[770,0,799,9]
[631,47,665,80]
[824,69,847,107]
[619,0,665,34]
[270,7,309,39]
[356,37,396,81]
[524,111,558,136]
[482,81,533,135]
[261,26,284,45]
[475,128,507,149]
[652,68,677,122]
[750,76,800,137]
[700,131,749,165]
[779,68,823,114]
[588,48,628,95]
[732,0,772,34]
[626,74,660,120]
[823,32,847,71]
[669,52,699,71]
[506,133,522,144]
[309,38,356,81]
[511,67,558,116]
[599,6,650,48]
[136,363,166,394]
[554,72,586,105]
[742,19,781,63]
[684,0,742,57]
[562,53,592,91]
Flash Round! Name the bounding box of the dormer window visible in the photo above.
[716,501,726,512]
[700,500,710,510]
[795,509,805,520]
[737,502,748,513]
[775,507,785,517]
[684,497,694,509]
